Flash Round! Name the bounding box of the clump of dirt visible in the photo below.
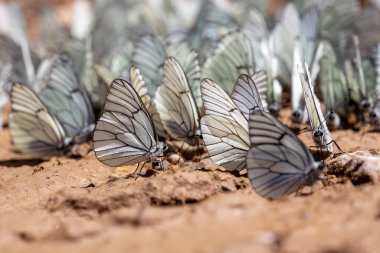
[327,151,380,185]
[47,165,251,213]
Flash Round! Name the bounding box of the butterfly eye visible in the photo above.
[292,111,301,120]
[361,100,370,109]
[370,111,377,118]
[318,163,325,170]
[313,131,323,138]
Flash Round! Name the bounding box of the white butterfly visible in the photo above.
[132,35,202,108]
[291,7,320,124]
[370,43,380,127]
[247,110,324,200]
[9,54,95,157]
[155,57,202,156]
[318,41,348,130]
[93,78,166,167]
[297,62,334,153]
[129,65,166,139]
[200,74,264,172]
[9,83,66,157]
[202,32,255,94]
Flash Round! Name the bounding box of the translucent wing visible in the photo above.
[298,62,333,152]
[201,78,247,130]
[36,54,95,143]
[93,79,162,167]
[129,66,166,139]
[200,77,249,171]
[231,73,265,120]
[202,32,255,94]
[247,111,321,200]
[132,35,166,97]
[79,38,108,109]
[166,41,202,108]
[272,3,300,84]
[201,115,249,172]
[155,57,200,145]
[9,83,66,157]
[241,8,267,43]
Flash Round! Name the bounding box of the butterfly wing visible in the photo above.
[155,57,200,144]
[247,111,320,200]
[231,73,265,120]
[200,78,249,171]
[93,79,161,167]
[37,54,95,143]
[9,83,66,157]
[166,41,202,108]
[298,62,333,152]
[129,65,166,139]
[132,35,166,98]
[202,32,255,94]
[201,115,249,171]
[201,78,247,130]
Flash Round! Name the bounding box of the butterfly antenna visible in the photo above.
[297,126,312,135]
[318,111,335,129]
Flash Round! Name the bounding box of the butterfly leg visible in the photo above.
[131,162,146,179]
[331,140,345,154]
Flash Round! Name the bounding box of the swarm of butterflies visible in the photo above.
[0,0,380,200]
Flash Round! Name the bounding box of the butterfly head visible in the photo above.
[369,103,380,129]
[305,162,325,186]
[360,98,371,112]
[326,112,340,130]
[268,103,281,117]
[291,108,307,124]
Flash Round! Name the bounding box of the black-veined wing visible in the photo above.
[129,65,166,139]
[9,83,66,157]
[132,35,166,98]
[319,41,348,129]
[247,110,323,200]
[201,115,249,172]
[272,3,299,86]
[36,54,95,143]
[298,62,333,153]
[93,78,165,167]
[231,73,266,120]
[291,7,320,124]
[202,32,255,94]
[166,41,202,109]
[201,78,247,129]
[200,77,249,171]
[155,57,201,154]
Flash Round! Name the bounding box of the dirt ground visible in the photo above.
[1,107,380,253]
[1,1,380,253]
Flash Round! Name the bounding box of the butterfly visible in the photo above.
[247,110,324,200]
[200,74,264,172]
[155,57,202,157]
[291,7,320,124]
[93,78,166,168]
[132,35,202,108]
[202,32,255,95]
[9,54,95,157]
[297,62,334,153]
[318,41,349,130]
[369,43,380,128]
